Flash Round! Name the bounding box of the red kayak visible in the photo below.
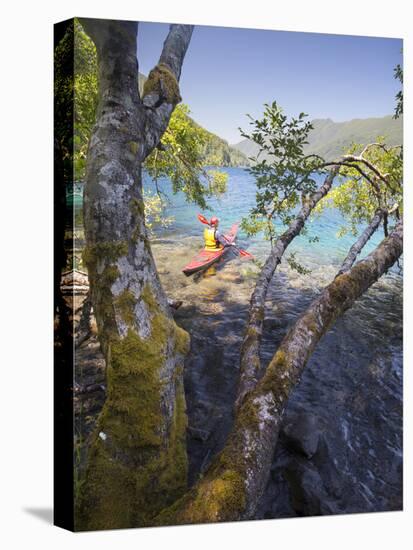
[182,223,238,276]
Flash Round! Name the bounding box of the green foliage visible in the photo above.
[240,93,402,286]
[206,170,228,194]
[240,215,277,243]
[74,19,98,180]
[285,252,311,275]
[234,115,403,161]
[143,191,174,234]
[145,104,228,209]
[199,127,248,166]
[394,63,403,119]
[55,20,74,181]
[239,101,324,244]
[315,139,403,236]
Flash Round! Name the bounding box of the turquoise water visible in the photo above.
[143,167,387,270]
[69,167,388,267]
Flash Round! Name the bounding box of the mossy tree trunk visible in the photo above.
[78,19,193,530]
[156,221,402,525]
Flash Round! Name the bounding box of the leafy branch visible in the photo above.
[286,251,311,275]
[239,101,326,246]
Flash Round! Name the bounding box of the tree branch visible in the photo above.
[343,154,390,185]
[360,142,402,157]
[323,149,400,196]
[236,166,339,407]
[336,208,384,276]
[321,160,382,198]
[141,25,193,157]
[156,221,402,525]
[158,24,194,81]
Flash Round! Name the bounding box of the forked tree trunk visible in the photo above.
[78,19,193,530]
[156,221,402,525]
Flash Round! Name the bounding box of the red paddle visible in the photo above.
[197,214,254,260]
[197,213,211,225]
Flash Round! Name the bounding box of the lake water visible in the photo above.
[71,166,403,517]
[144,167,390,268]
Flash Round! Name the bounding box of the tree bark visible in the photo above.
[142,24,194,156]
[157,221,402,525]
[337,208,384,275]
[78,19,193,530]
[237,167,339,407]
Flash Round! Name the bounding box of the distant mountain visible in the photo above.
[232,115,403,161]
[138,73,249,167]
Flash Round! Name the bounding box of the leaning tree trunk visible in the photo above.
[78,19,193,530]
[237,167,339,406]
[336,208,384,276]
[156,221,402,525]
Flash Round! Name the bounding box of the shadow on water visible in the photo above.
[191,247,240,284]
[174,282,245,483]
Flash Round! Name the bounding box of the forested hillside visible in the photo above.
[194,120,249,166]
[138,74,248,167]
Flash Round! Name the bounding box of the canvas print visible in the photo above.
[54,17,403,531]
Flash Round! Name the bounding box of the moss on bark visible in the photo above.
[77,282,190,530]
[155,463,247,526]
[142,62,181,104]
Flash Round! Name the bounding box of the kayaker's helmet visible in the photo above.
[210,216,219,226]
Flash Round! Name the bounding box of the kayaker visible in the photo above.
[204,217,232,250]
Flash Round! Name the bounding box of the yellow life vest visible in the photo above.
[204,227,221,250]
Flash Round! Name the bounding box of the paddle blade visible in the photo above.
[197,213,210,225]
[238,248,254,260]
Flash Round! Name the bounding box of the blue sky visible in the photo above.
[137,22,402,144]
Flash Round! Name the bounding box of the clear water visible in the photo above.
[143,167,388,270]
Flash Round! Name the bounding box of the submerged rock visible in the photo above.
[219,271,243,283]
[284,458,342,516]
[187,426,211,442]
[281,412,322,458]
[168,298,183,310]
